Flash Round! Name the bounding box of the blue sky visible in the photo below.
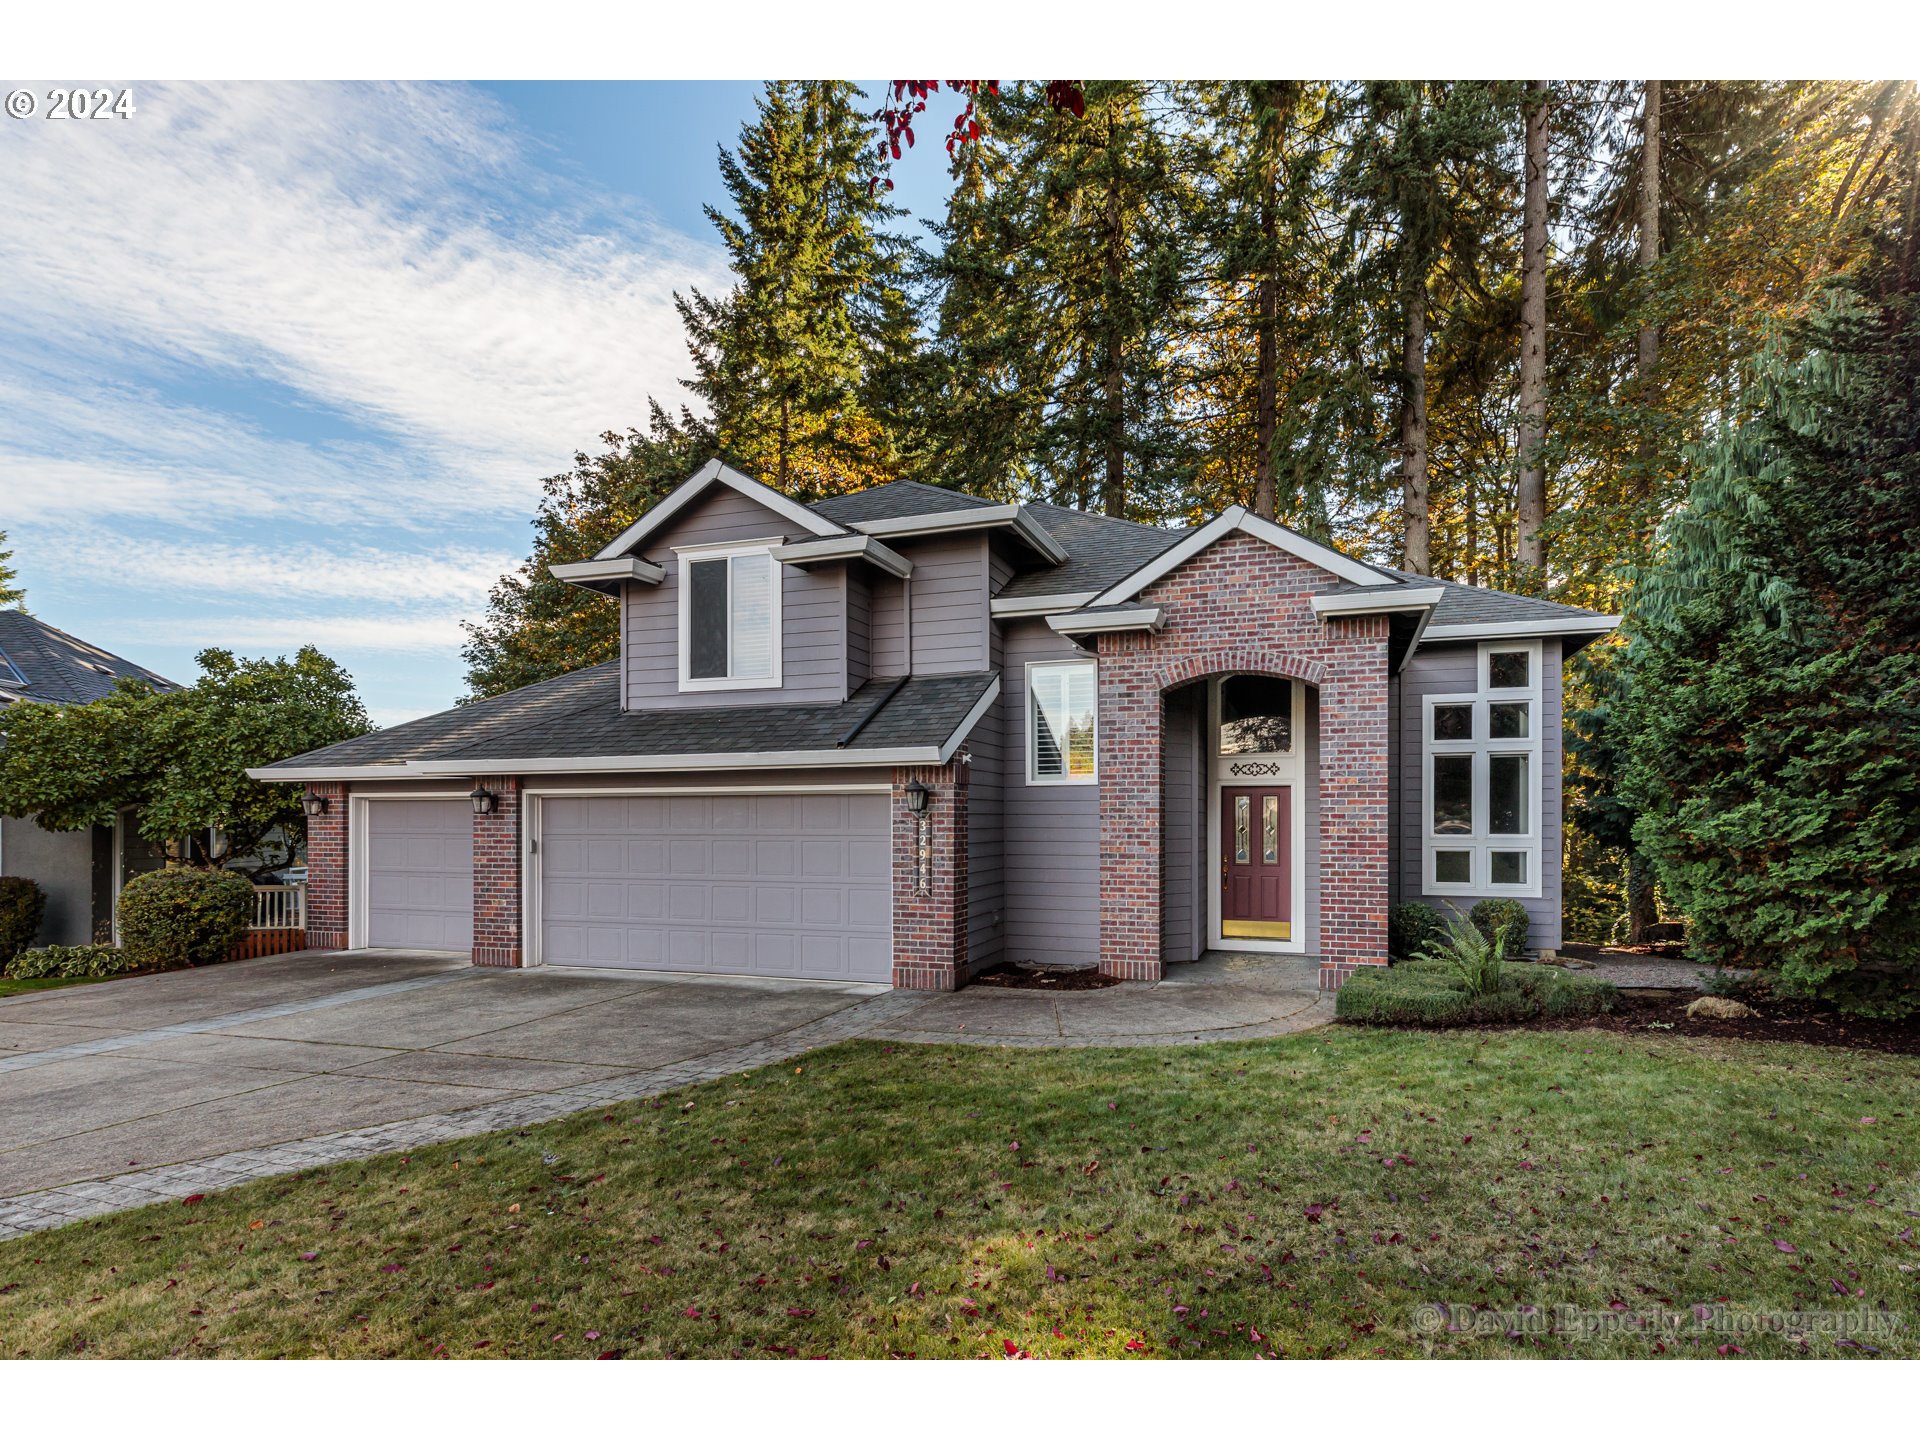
[0,81,956,725]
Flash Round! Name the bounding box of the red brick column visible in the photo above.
[1314,616,1392,991]
[1098,631,1165,981]
[890,761,968,990]
[303,781,349,950]
[471,775,522,967]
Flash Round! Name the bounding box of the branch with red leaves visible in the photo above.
[870,80,1083,190]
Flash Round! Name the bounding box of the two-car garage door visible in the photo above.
[538,793,892,982]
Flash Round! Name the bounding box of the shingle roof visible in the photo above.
[996,504,1190,599]
[1363,571,1612,629]
[810,480,1002,526]
[0,609,177,707]
[260,664,997,773]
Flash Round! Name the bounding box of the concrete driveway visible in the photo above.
[0,949,886,1205]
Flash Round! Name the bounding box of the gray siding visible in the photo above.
[997,620,1100,966]
[902,536,993,676]
[845,569,871,691]
[0,816,96,947]
[1160,683,1206,966]
[966,693,1005,971]
[620,487,849,710]
[869,573,908,676]
[1393,639,1563,949]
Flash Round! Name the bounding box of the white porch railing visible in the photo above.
[251,883,307,931]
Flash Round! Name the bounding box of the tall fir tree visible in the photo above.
[676,80,920,500]
[0,531,23,610]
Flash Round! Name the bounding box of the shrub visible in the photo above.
[117,867,253,971]
[1336,958,1614,1028]
[0,875,47,966]
[3,944,137,980]
[1469,898,1531,954]
[1388,902,1445,963]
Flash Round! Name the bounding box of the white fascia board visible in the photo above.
[245,764,431,782]
[550,556,665,589]
[593,460,843,561]
[1421,615,1621,641]
[410,747,944,775]
[937,674,1001,763]
[770,535,912,579]
[1309,585,1443,617]
[1047,606,1165,637]
[989,591,1099,618]
[850,505,1070,566]
[1091,506,1392,606]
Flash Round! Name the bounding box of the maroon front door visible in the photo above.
[1221,785,1291,941]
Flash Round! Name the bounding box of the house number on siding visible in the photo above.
[915,815,933,896]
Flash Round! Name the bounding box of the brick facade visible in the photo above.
[470,775,523,967]
[303,781,349,950]
[889,762,969,991]
[1095,531,1392,990]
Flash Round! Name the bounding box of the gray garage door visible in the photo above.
[363,798,473,951]
[539,792,891,981]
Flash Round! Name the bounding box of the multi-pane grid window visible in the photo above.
[1422,641,1541,895]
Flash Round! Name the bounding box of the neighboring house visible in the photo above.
[253,462,1616,991]
[0,609,177,945]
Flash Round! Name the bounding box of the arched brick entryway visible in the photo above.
[1093,533,1392,990]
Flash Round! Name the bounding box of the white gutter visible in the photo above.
[850,505,1070,566]
[769,534,912,579]
[1421,615,1620,640]
[550,556,665,588]
[1309,585,1443,617]
[990,590,1099,618]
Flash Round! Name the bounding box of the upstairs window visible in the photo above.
[678,543,780,691]
[1027,660,1096,783]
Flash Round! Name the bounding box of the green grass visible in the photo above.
[0,974,111,999]
[3,1027,1917,1358]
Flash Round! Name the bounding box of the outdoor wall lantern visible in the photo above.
[299,790,329,818]
[904,780,932,814]
[469,786,499,816]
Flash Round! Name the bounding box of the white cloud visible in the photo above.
[118,612,473,655]
[0,82,724,508]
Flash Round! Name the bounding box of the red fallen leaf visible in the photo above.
[786,1307,816,1318]
[1518,1160,1535,1170]
[598,1350,626,1360]
[1774,1240,1798,1253]
[181,1194,205,1206]
[162,1278,178,1290]
[473,1340,491,1350]
[1717,1343,1744,1356]
[1003,1338,1020,1356]
[298,1252,320,1262]
[1860,1117,1878,1125]
[380,1263,404,1273]
[1083,1160,1100,1176]
[908,1282,922,1296]
[585,1330,601,1341]
[1124,1339,1146,1352]
[684,1306,703,1318]
[1304,1204,1324,1223]
[1008,1141,1020,1151]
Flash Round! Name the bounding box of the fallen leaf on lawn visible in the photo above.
[507,1204,520,1214]
[298,1252,320,1262]
[1775,1240,1797,1253]
[585,1330,601,1341]
[786,1307,816,1318]
[248,1220,264,1231]
[181,1195,205,1206]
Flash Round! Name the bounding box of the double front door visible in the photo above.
[1220,784,1291,941]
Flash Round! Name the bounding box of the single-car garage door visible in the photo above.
[363,798,473,951]
[538,792,891,981]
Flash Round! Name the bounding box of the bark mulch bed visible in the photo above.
[1530,990,1920,1057]
[969,963,1122,992]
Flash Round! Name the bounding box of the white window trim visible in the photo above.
[1420,640,1543,899]
[675,538,784,693]
[1024,658,1098,786]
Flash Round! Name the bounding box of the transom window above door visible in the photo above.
[678,542,781,691]
[1218,675,1294,755]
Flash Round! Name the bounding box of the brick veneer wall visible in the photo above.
[471,775,522,967]
[304,781,349,950]
[1095,531,1392,990]
[890,761,969,990]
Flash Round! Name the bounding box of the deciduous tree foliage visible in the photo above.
[0,647,370,873]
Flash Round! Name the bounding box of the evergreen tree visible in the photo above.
[462,415,701,699]
[0,531,23,610]
[676,80,919,500]
[1616,244,1920,1015]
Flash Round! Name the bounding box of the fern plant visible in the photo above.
[1415,917,1512,998]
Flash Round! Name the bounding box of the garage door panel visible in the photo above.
[363,798,472,952]
[540,791,891,981]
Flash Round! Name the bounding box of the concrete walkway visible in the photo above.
[0,948,1330,1241]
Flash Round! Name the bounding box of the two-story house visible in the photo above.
[253,461,1616,991]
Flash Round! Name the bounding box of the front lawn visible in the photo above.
[0,974,110,1000]
[3,1027,1916,1358]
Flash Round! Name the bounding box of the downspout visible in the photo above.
[836,675,909,749]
